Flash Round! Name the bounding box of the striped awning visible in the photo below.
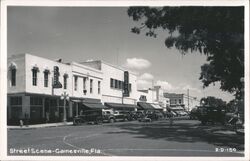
[151,104,163,110]
[137,102,155,110]
[104,102,138,111]
[82,102,107,109]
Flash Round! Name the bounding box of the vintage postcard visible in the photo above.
[0,0,249,161]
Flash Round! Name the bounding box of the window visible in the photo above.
[63,74,68,89]
[110,78,114,88]
[10,97,22,106]
[90,79,93,93]
[118,81,122,89]
[83,77,87,90]
[115,80,118,88]
[32,68,38,86]
[11,68,16,86]
[175,99,177,104]
[44,71,49,87]
[74,76,78,91]
[129,84,132,92]
[179,99,182,104]
[98,81,101,94]
[30,97,42,105]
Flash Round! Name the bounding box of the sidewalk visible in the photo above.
[8,122,73,130]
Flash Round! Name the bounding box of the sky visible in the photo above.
[7,6,235,102]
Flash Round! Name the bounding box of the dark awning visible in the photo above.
[104,102,138,111]
[82,102,107,109]
[137,102,155,110]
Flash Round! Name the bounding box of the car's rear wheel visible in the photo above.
[109,118,114,123]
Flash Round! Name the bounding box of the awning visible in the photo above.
[82,102,107,109]
[151,104,163,110]
[170,106,184,110]
[104,102,138,111]
[137,102,155,110]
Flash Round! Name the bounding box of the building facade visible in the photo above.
[7,54,104,124]
[81,61,138,105]
[164,92,199,111]
[8,53,186,125]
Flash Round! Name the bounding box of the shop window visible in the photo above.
[90,79,93,93]
[98,81,101,94]
[74,76,78,91]
[10,97,22,106]
[30,97,42,105]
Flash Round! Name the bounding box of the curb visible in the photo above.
[8,122,73,130]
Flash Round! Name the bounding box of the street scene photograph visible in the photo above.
[5,4,246,158]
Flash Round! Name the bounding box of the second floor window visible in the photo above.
[44,71,49,87]
[63,74,68,89]
[90,79,93,93]
[32,68,38,86]
[74,76,78,91]
[83,77,87,90]
[98,81,101,94]
[11,68,16,86]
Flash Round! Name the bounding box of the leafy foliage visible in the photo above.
[200,96,226,108]
[127,7,244,98]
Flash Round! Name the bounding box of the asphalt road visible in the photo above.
[8,119,244,156]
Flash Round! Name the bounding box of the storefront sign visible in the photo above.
[53,66,62,88]
[123,71,129,97]
[139,95,147,102]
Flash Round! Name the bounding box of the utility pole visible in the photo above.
[187,89,189,112]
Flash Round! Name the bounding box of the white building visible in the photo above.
[7,53,104,124]
[7,53,166,125]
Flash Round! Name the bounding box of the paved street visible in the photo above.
[8,119,244,156]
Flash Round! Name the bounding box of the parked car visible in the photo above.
[133,111,145,120]
[102,109,115,123]
[73,110,103,125]
[138,112,159,122]
[113,110,127,122]
[196,106,226,125]
[120,111,134,121]
[153,111,164,120]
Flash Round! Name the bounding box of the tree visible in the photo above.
[200,96,226,108]
[127,7,244,98]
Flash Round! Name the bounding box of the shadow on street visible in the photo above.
[105,120,244,151]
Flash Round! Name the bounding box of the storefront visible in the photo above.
[137,102,155,111]
[104,102,138,111]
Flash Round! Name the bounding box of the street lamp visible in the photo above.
[60,91,69,123]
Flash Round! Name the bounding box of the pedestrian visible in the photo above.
[167,109,174,126]
[19,119,23,127]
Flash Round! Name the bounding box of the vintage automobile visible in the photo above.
[119,111,134,121]
[196,106,226,125]
[113,110,127,122]
[73,109,115,125]
[138,112,159,122]
[73,110,103,125]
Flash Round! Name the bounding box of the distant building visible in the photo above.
[164,92,199,111]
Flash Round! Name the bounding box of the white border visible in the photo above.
[0,0,249,161]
